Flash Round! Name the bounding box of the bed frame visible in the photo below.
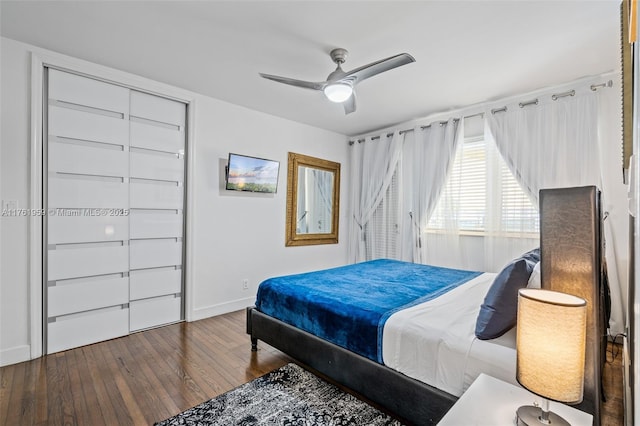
[246,307,456,425]
[247,186,604,425]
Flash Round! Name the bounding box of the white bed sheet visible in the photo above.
[382,273,519,397]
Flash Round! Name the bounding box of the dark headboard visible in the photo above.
[540,186,604,425]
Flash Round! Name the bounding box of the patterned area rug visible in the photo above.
[155,363,403,425]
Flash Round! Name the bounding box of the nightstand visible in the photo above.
[437,374,593,425]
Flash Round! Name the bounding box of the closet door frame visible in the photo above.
[29,51,196,359]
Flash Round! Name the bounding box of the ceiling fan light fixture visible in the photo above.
[323,83,353,103]
[259,49,415,114]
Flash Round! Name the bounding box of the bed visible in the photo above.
[246,186,605,425]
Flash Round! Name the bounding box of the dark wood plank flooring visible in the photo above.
[0,310,291,425]
[602,340,625,426]
[0,310,625,425]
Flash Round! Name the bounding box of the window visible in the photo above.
[365,169,400,259]
[499,160,540,233]
[427,131,539,235]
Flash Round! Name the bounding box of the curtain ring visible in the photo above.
[519,99,539,108]
[551,90,575,101]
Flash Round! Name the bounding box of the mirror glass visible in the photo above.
[296,166,334,234]
[286,152,340,246]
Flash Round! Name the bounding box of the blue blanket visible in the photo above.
[255,259,481,362]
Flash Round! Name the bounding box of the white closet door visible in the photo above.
[128,90,185,332]
[46,69,187,352]
[46,69,130,353]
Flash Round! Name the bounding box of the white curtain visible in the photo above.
[481,134,540,271]
[366,158,402,261]
[347,130,404,263]
[404,119,461,264]
[348,123,460,264]
[347,75,625,337]
[486,94,600,204]
[420,116,539,272]
[486,82,625,335]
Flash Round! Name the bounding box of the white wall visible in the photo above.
[0,37,349,366]
[0,37,32,365]
[189,89,350,320]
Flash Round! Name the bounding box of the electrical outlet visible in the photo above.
[242,279,249,290]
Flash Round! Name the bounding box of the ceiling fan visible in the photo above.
[259,48,415,115]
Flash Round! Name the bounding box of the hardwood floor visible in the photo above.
[0,310,292,425]
[602,341,626,426]
[0,310,626,425]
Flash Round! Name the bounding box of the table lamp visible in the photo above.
[516,288,587,426]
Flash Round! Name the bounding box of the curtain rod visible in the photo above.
[348,79,613,146]
[348,116,467,145]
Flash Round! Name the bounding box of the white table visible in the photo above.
[437,374,593,425]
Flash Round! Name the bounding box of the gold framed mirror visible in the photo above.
[285,152,340,246]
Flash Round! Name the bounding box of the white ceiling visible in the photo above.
[0,0,621,136]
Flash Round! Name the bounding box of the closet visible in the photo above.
[45,69,186,353]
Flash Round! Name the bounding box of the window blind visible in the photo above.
[428,136,538,234]
[366,170,400,259]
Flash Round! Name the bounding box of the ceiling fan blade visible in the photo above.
[343,93,357,115]
[259,73,325,91]
[342,53,415,84]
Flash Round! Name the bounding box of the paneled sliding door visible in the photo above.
[128,91,185,332]
[45,69,186,354]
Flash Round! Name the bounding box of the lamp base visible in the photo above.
[516,405,571,426]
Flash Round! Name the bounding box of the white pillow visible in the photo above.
[527,262,541,288]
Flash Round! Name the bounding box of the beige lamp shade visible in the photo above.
[516,288,587,404]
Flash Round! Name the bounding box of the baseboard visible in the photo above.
[191,297,255,322]
[0,344,31,367]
